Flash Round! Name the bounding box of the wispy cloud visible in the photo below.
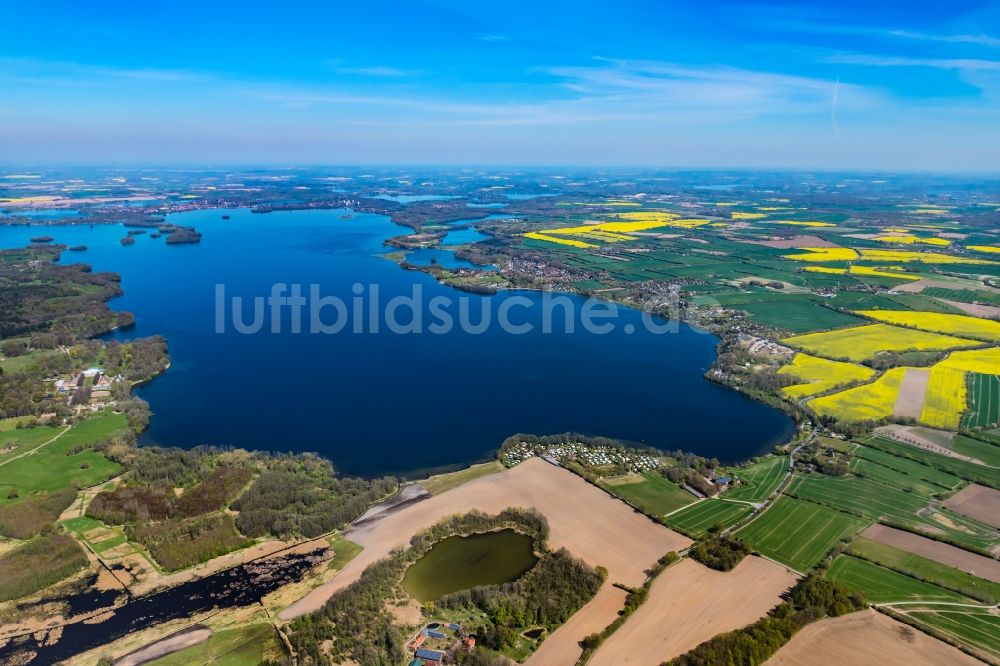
[825,53,1000,71]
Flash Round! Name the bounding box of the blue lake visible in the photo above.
[442,227,490,245]
[0,209,793,476]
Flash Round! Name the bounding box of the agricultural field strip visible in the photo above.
[905,610,1000,659]
[735,496,868,572]
[723,457,787,502]
[852,445,964,490]
[828,555,977,604]
[786,476,998,550]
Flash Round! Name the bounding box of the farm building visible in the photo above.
[414,648,444,663]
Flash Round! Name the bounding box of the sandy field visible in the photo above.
[894,369,930,418]
[280,457,690,619]
[894,278,1000,295]
[737,235,840,249]
[112,624,211,666]
[765,608,981,665]
[525,584,628,665]
[942,484,1000,529]
[588,556,798,666]
[863,524,1000,582]
[935,298,1000,319]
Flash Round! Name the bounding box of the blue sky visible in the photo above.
[1,0,999,169]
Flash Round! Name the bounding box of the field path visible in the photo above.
[0,425,69,468]
[279,457,689,619]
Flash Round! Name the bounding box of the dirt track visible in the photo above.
[588,556,798,666]
[279,457,690,620]
[765,608,981,665]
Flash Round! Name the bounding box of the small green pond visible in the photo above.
[402,529,538,601]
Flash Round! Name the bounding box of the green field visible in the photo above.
[848,536,1000,604]
[862,436,1000,489]
[922,286,1000,307]
[663,499,753,538]
[0,348,60,375]
[722,456,787,502]
[906,609,1000,661]
[735,496,868,572]
[601,471,695,515]
[419,461,505,496]
[851,444,964,491]
[949,434,1000,467]
[827,555,973,603]
[848,458,951,497]
[326,535,363,572]
[963,373,1000,429]
[0,412,126,504]
[0,425,62,465]
[785,474,998,553]
[148,624,278,666]
[729,297,864,333]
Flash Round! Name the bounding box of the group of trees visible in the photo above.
[126,513,251,571]
[666,574,866,666]
[689,535,751,572]
[232,454,397,539]
[88,465,252,524]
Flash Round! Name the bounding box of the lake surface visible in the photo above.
[402,529,537,601]
[0,208,793,476]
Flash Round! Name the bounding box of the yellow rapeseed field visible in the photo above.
[919,366,968,430]
[848,266,921,281]
[731,212,768,220]
[523,232,596,248]
[968,245,1000,255]
[808,367,910,422]
[778,353,876,400]
[804,266,847,274]
[937,347,1000,375]
[774,220,836,227]
[782,323,981,362]
[858,249,997,265]
[870,235,951,246]
[784,247,860,262]
[853,310,1000,343]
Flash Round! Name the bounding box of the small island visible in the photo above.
[30,235,54,243]
[120,236,135,246]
